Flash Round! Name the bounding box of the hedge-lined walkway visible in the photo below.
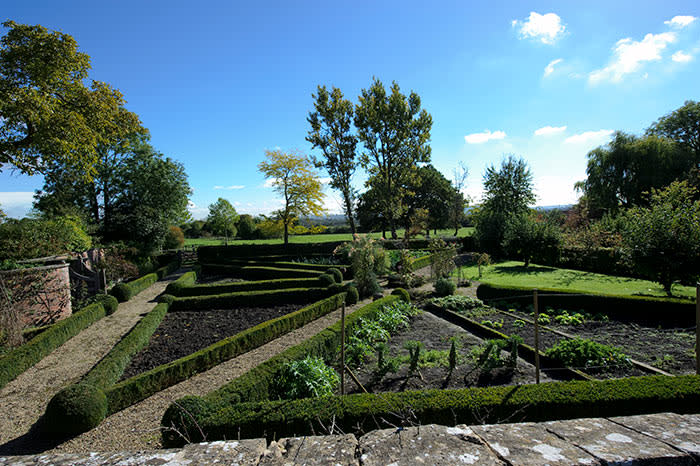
[0,271,184,453]
[48,293,383,454]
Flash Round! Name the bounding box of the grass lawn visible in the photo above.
[184,227,474,247]
[455,260,696,300]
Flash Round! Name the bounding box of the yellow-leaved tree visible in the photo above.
[257,150,325,245]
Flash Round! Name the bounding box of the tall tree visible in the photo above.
[474,155,535,254]
[257,149,325,245]
[354,78,432,239]
[207,198,239,245]
[0,21,142,177]
[580,132,694,216]
[450,163,469,236]
[402,164,454,237]
[307,85,358,234]
[647,100,700,160]
[356,182,388,237]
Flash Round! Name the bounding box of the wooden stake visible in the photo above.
[534,289,540,384]
[696,283,699,375]
[341,301,346,395]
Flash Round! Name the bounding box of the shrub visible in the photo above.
[43,383,107,435]
[502,213,561,267]
[164,226,185,249]
[470,336,521,371]
[345,285,359,305]
[0,215,92,260]
[326,268,343,284]
[545,338,630,370]
[429,238,457,278]
[434,278,456,297]
[341,236,382,298]
[274,356,339,400]
[318,273,335,287]
[429,295,484,312]
[391,288,410,302]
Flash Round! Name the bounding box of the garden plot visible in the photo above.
[120,304,305,380]
[341,310,559,395]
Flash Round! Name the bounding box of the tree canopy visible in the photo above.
[354,78,432,238]
[0,21,143,177]
[307,85,358,234]
[647,100,700,160]
[257,149,325,244]
[207,198,239,244]
[402,164,454,236]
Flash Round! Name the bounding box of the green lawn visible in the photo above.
[455,260,696,300]
[184,227,474,247]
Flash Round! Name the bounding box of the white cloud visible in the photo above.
[319,177,333,185]
[213,185,245,190]
[672,50,693,62]
[262,178,278,188]
[464,130,506,144]
[589,32,676,83]
[533,175,581,206]
[664,15,697,28]
[513,12,566,44]
[534,125,567,136]
[543,58,563,77]
[564,129,614,145]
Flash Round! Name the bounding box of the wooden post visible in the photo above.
[696,283,699,375]
[341,301,346,395]
[534,289,540,384]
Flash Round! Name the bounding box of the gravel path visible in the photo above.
[0,273,181,453]
[48,294,380,454]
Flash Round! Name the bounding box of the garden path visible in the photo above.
[0,271,184,453]
[47,292,385,454]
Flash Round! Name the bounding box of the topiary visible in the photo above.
[391,288,410,302]
[326,268,343,284]
[94,294,119,315]
[160,395,210,446]
[110,283,131,302]
[318,273,335,287]
[159,294,176,305]
[434,278,456,297]
[345,285,359,305]
[43,383,107,435]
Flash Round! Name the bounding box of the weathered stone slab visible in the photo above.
[472,421,598,465]
[545,417,695,465]
[359,424,503,465]
[260,434,359,465]
[0,438,267,465]
[609,412,700,458]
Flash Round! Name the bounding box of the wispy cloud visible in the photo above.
[319,177,333,185]
[543,58,563,77]
[512,12,566,45]
[564,129,614,145]
[672,50,693,63]
[534,125,567,136]
[213,185,245,190]
[589,32,676,83]
[262,178,278,188]
[664,15,697,28]
[464,130,506,144]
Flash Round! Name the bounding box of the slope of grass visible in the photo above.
[456,260,695,300]
[184,227,474,247]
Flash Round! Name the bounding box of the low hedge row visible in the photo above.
[198,243,344,261]
[202,258,350,275]
[0,294,118,390]
[476,283,696,326]
[43,300,170,434]
[406,253,433,272]
[167,287,339,311]
[110,259,180,302]
[105,293,347,414]
[166,271,329,297]
[164,375,700,443]
[162,291,410,444]
[200,263,325,280]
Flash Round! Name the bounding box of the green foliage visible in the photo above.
[480,319,504,330]
[429,238,457,278]
[0,21,143,177]
[403,340,424,376]
[201,263,325,280]
[470,336,522,371]
[110,259,178,302]
[207,198,239,243]
[434,277,456,297]
[647,100,700,158]
[341,235,383,298]
[546,338,630,370]
[390,288,411,302]
[274,356,339,400]
[620,181,700,293]
[307,85,358,234]
[166,274,327,297]
[474,155,535,254]
[429,295,484,312]
[236,214,258,240]
[168,287,335,311]
[0,216,92,260]
[402,164,456,234]
[326,267,343,284]
[345,285,359,305]
[354,78,432,238]
[0,297,115,390]
[502,213,561,266]
[44,383,108,435]
[258,150,325,244]
[448,338,458,372]
[513,319,526,328]
[318,273,335,287]
[164,226,185,249]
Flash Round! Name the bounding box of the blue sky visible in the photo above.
[1,1,699,219]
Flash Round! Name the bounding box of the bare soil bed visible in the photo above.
[342,311,559,395]
[120,304,305,380]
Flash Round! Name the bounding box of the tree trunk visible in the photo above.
[224,228,228,246]
[390,217,398,239]
[283,222,289,245]
[382,229,386,239]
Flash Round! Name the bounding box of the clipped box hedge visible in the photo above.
[105,293,347,414]
[0,294,118,391]
[164,375,700,444]
[162,292,409,443]
[476,283,696,326]
[200,263,325,280]
[406,253,433,272]
[167,287,338,311]
[198,243,344,262]
[110,259,180,303]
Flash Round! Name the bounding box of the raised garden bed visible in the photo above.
[120,304,305,380]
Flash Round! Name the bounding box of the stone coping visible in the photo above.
[1,413,698,465]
